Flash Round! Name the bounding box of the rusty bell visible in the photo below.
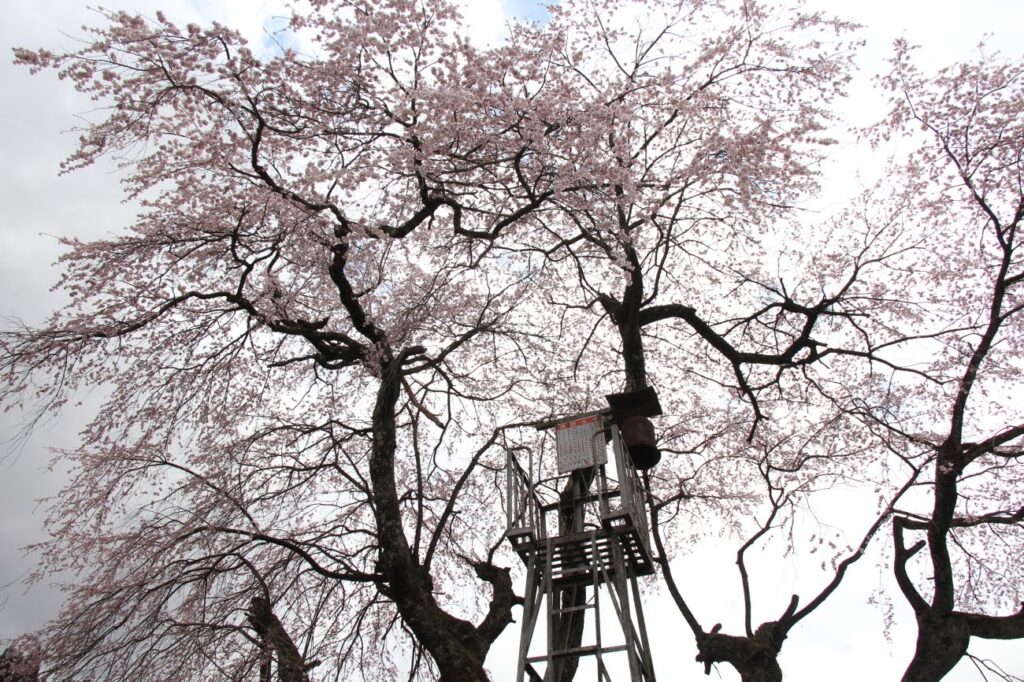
[620,415,660,469]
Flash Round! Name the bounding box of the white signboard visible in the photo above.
[555,414,606,473]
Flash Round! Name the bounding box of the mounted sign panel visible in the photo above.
[554,412,607,473]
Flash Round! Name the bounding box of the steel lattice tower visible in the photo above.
[506,390,661,682]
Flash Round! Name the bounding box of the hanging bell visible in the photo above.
[620,415,660,469]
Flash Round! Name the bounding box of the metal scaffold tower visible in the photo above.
[506,388,662,682]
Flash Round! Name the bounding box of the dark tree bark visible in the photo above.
[597,242,649,393]
[878,46,1024,680]
[600,243,800,682]
[900,613,969,682]
[368,355,517,682]
[647,462,913,682]
[549,470,593,682]
[894,514,1024,682]
[696,625,785,682]
[649,499,795,682]
[0,648,40,682]
[545,250,651,682]
[246,597,310,682]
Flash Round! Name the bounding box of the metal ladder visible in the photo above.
[518,529,655,681]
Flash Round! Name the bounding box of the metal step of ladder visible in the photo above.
[533,531,614,671]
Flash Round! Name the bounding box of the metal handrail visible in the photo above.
[507,451,546,539]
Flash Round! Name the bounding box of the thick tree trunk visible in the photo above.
[900,614,969,682]
[550,470,592,682]
[597,246,649,394]
[696,624,785,682]
[618,313,647,392]
[246,597,309,682]
[0,648,40,682]
[548,249,649,682]
[368,357,505,682]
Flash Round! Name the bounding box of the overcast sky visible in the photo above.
[1,1,1022,680]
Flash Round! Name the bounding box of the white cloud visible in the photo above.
[458,0,516,45]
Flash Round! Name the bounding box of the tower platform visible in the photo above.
[507,517,655,585]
